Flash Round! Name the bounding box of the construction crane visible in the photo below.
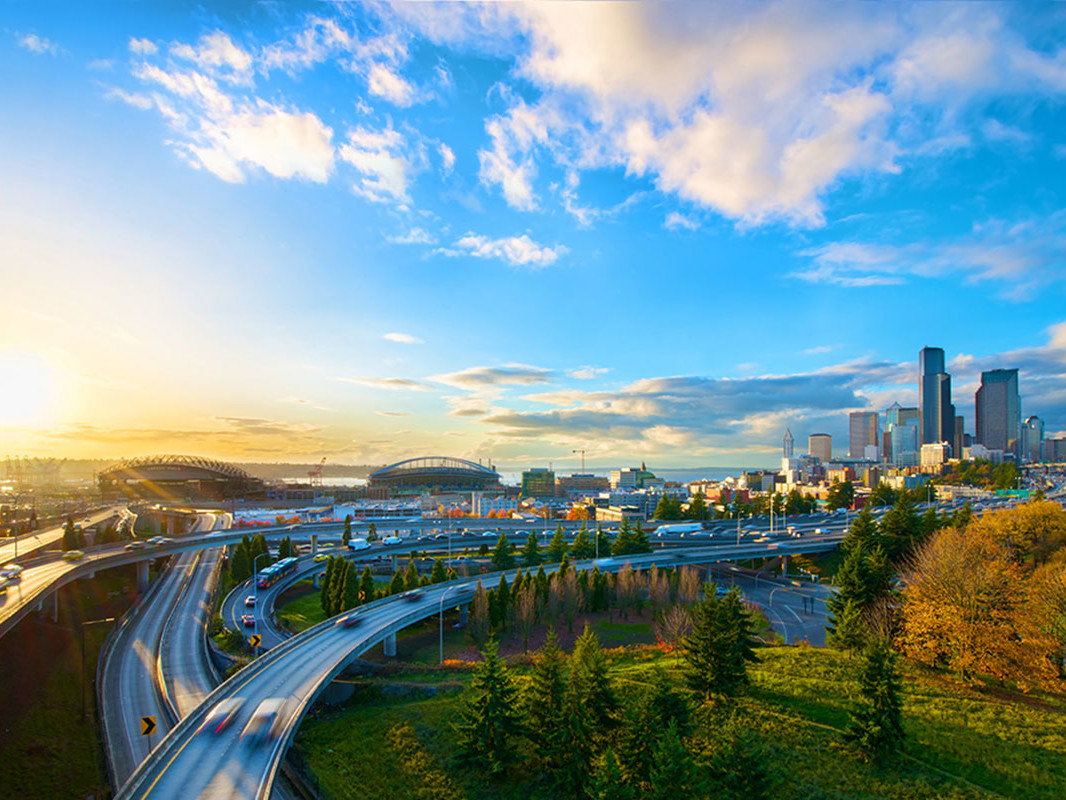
[572,449,587,474]
[308,457,326,488]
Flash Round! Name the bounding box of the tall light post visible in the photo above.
[439,583,460,665]
[252,552,272,657]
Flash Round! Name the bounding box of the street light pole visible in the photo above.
[439,584,459,665]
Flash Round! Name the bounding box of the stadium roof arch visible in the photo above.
[98,455,261,500]
[368,456,501,493]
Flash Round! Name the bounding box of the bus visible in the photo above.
[653,522,705,537]
[257,557,298,589]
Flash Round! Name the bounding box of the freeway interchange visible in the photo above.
[0,495,1034,800]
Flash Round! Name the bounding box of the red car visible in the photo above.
[199,698,245,734]
[241,614,256,627]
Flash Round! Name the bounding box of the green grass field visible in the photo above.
[295,645,1066,800]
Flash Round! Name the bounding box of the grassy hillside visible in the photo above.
[295,645,1066,800]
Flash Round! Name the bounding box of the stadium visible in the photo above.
[97,455,262,502]
[367,456,501,495]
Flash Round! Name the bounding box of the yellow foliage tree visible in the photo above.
[968,500,1066,568]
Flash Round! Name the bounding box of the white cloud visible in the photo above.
[171,31,253,86]
[338,376,428,391]
[569,366,610,380]
[338,126,414,203]
[128,37,157,56]
[18,33,58,55]
[664,212,699,231]
[367,63,417,106]
[438,142,455,174]
[105,88,153,110]
[382,332,423,344]
[449,232,567,268]
[388,227,435,245]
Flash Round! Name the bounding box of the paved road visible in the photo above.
[0,506,122,563]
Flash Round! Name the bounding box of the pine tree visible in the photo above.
[62,516,78,551]
[535,565,549,603]
[648,720,695,800]
[389,568,405,595]
[846,637,905,763]
[618,688,659,786]
[522,630,570,767]
[431,557,448,584]
[829,597,867,654]
[366,521,378,542]
[468,580,490,649]
[496,575,511,630]
[570,523,594,559]
[683,588,759,700]
[687,492,707,521]
[826,544,893,642]
[614,518,635,555]
[230,538,252,583]
[842,508,878,553]
[520,532,543,567]
[879,496,920,560]
[569,624,617,732]
[632,521,652,554]
[342,560,360,610]
[547,525,568,562]
[404,558,420,590]
[589,567,608,612]
[342,514,352,547]
[455,639,523,776]
[595,524,612,558]
[359,564,375,604]
[320,556,336,614]
[648,666,691,736]
[491,533,515,570]
[329,560,350,615]
[587,747,634,800]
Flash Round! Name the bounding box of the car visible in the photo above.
[241,614,256,627]
[124,541,146,551]
[313,553,330,562]
[241,698,285,742]
[1,564,23,580]
[336,614,362,628]
[401,590,423,603]
[199,698,245,734]
[147,536,172,545]
[244,595,256,608]
[62,550,85,562]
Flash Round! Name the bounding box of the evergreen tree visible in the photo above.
[404,558,420,590]
[648,666,692,736]
[826,479,855,511]
[687,491,707,521]
[826,544,893,643]
[388,568,405,595]
[230,538,252,583]
[535,565,549,603]
[547,525,568,562]
[320,556,336,614]
[491,532,516,570]
[430,557,448,584]
[520,532,543,567]
[829,596,867,654]
[614,518,635,555]
[570,523,594,559]
[468,580,490,648]
[329,560,350,615]
[589,567,608,612]
[587,748,633,800]
[648,720,695,800]
[594,523,612,558]
[569,625,617,732]
[342,560,360,610]
[62,516,77,551]
[879,496,921,560]
[496,575,511,628]
[359,564,375,604]
[683,588,759,700]
[342,514,352,547]
[366,521,378,542]
[631,521,652,554]
[950,501,973,530]
[456,639,523,776]
[842,508,878,553]
[919,508,941,538]
[522,630,570,768]
[618,687,659,785]
[846,637,905,763]
[700,717,777,800]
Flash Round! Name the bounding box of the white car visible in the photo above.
[0,564,23,580]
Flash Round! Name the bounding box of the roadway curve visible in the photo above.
[114,539,841,800]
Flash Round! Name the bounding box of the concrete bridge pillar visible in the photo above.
[390,553,398,573]
[383,632,397,658]
[458,604,469,625]
[136,560,150,594]
[781,555,789,577]
[311,534,318,558]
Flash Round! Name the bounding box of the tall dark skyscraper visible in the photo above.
[919,346,955,447]
[976,369,1021,458]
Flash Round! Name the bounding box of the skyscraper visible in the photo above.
[783,428,794,459]
[919,347,955,447]
[849,411,879,459]
[809,433,832,463]
[976,369,1021,458]
[954,415,965,461]
[1022,416,1045,463]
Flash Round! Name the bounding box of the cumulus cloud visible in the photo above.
[664,212,699,231]
[338,376,428,391]
[388,227,435,245]
[430,364,555,391]
[447,232,567,268]
[171,30,253,85]
[438,142,455,174]
[569,366,610,380]
[338,126,415,203]
[17,33,59,55]
[128,37,157,56]
[382,332,423,344]
[367,63,417,105]
[105,88,153,110]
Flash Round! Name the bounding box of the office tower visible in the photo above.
[849,411,879,459]
[919,347,955,446]
[954,415,965,460]
[1022,416,1045,463]
[886,403,920,428]
[975,369,1021,458]
[808,433,832,463]
[889,420,920,467]
[783,428,794,459]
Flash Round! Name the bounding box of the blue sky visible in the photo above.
[2,1,1066,469]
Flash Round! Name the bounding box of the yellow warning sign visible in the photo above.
[141,716,156,736]
[249,634,262,648]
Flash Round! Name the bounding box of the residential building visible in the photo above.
[521,468,556,498]
[1021,416,1045,463]
[849,411,879,459]
[808,433,832,463]
[919,347,956,446]
[975,368,1021,459]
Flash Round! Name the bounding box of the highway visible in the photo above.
[0,506,122,563]
[115,538,844,800]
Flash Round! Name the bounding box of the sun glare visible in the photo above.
[0,354,54,425]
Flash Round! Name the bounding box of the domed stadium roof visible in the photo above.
[99,455,253,483]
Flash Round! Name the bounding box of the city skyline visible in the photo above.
[4,3,1066,467]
